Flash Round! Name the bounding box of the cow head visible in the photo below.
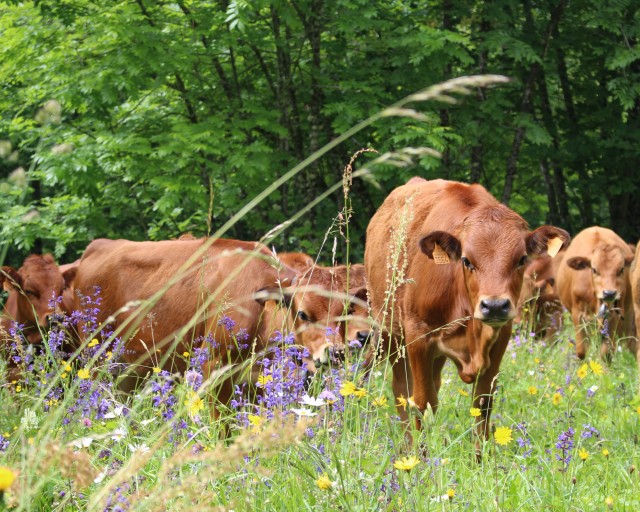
[289,264,369,373]
[1,254,76,343]
[420,209,570,379]
[522,254,558,304]
[566,244,634,313]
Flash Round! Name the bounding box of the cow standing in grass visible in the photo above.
[556,226,634,361]
[364,177,569,445]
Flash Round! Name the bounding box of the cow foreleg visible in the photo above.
[572,308,589,359]
[406,338,438,433]
[472,328,510,456]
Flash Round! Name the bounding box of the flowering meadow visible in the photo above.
[1,294,640,511]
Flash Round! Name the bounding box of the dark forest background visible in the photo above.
[1,0,639,267]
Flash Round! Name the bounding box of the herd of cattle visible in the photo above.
[2,177,640,444]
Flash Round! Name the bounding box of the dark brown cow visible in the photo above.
[72,238,296,402]
[515,252,564,340]
[365,177,569,444]
[1,254,76,345]
[557,227,634,360]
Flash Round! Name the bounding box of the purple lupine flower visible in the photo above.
[555,427,575,471]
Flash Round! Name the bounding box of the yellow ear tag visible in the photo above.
[547,237,563,257]
[432,243,450,265]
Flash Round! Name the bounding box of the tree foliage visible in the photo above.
[1,0,639,267]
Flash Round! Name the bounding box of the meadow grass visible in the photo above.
[0,305,639,511]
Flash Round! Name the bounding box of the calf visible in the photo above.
[515,252,564,340]
[72,238,296,404]
[365,177,569,445]
[556,227,634,360]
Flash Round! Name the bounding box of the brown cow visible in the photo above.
[629,243,640,378]
[365,177,569,444]
[557,227,634,361]
[1,254,76,345]
[72,238,296,402]
[260,260,370,374]
[515,252,564,340]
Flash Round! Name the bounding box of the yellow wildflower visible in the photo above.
[183,351,190,358]
[372,396,388,407]
[534,357,540,364]
[0,466,16,491]
[393,455,420,471]
[636,405,640,415]
[469,407,481,417]
[494,426,513,446]
[458,388,469,397]
[353,387,367,398]
[88,338,99,348]
[340,381,357,396]
[61,373,68,379]
[185,391,204,417]
[15,385,21,393]
[605,497,613,509]
[527,386,537,395]
[397,396,408,410]
[589,360,603,375]
[552,392,562,405]
[447,488,455,499]
[77,369,90,380]
[578,448,589,461]
[64,363,72,372]
[247,414,263,433]
[257,374,273,387]
[316,473,333,490]
[577,364,588,380]
[602,448,610,458]
[152,367,161,374]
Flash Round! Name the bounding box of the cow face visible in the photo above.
[566,245,633,310]
[523,255,558,303]
[420,216,569,377]
[1,255,76,343]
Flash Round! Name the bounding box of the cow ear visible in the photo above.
[1,267,22,291]
[566,257,591,271]
[347,287,368,313]
[62,267,77,289]
[625,255,634,267]
[526,226,571,256]
[254,286,294,308]
[419,231,461,263]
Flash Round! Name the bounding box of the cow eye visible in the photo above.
[591,267,598,275]
[461,257,475,271]
[297,311,311,322]
[517,255,528,267]
[617,267,624,276]
[24,290,38,298]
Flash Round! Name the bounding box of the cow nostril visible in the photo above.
[602,290,617,301]
[548,278,555,287]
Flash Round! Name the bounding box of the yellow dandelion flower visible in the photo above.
[534,357,540,364]
[494,426,513,446]
[393,455,420,471]
[577,364,588,380]
[552,392,562,405]
[183,351,190,358]
[185,391,204,417]
[60,373,67,379]
[340,381,357,396]
[0,466,16,491]
[447,488,455,499]
[397,396,408,410]
[527,386,537,395]
[257,374,273,387]
[88,338,99,348]
[316,473,333,490]
[77,369,90,380]
[578,448,589,461]
[64,364,72,372]
[353,387,367,398]
[602,448,610,458]
[372,396,388,407]
[458,388,469,397]
[469,407,481,417]
[247,414,263,433]
[636,405,640,415]
[106,351,113,360]
[152,367,161,373]
[589,360,603,375]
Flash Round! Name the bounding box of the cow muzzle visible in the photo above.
[476,297,514,326]
[599,289,619,303]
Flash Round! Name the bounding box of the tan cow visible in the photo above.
[557,227,634,361]
[365,177,569,444]
[72,238,296,403]
[515,252,564,340]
